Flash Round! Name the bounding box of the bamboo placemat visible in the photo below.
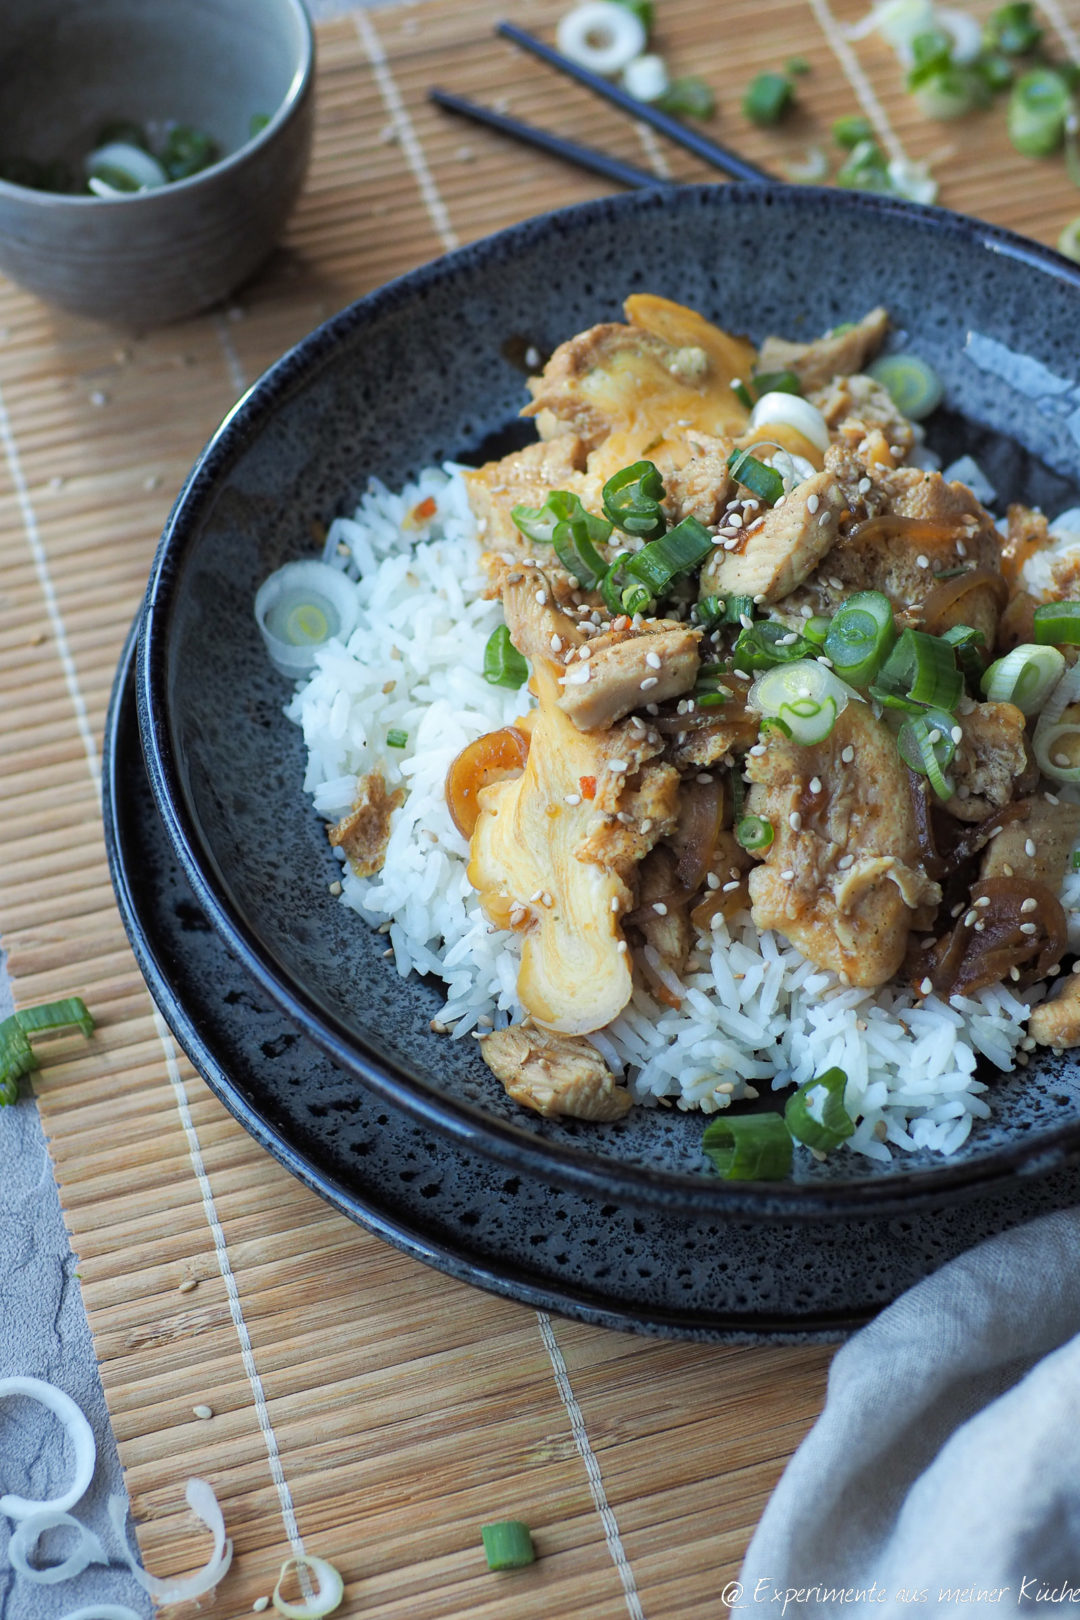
[2,0,1079,1614]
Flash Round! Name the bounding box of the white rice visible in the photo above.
[284,464,1078,1164]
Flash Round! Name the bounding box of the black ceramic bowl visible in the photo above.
[138,183,1080,1221]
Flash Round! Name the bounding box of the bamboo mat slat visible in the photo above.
[2,0,1079,1614]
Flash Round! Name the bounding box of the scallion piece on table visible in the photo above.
[624,515,713,593]
[1033,601,1080,646]
[601,460,667,540]
[1059,216,1080,264]
[735,815,774,852]
[897,708,959,800]
[511,490,611,547]
[656,75,716,119]
[784,1067,855,1153]
[726,448,785,506]
[981,643,1065,714]
[865,353,943,420]
[743,71,793,126]
[823,590,896,687]
[702,1112,793,1180]
[1007,68,1071,157]
[14,997,95,1038]
[874,628,963,712]
[386,729,409,749]
[483,625,528,689]
[552,517,607,589]
[832,114,874,149]
[481,1520,536,1570]
[0,1019,36,1106]
[985,1,1043,56]
[732,620,816,671]
[1,998,95,1106]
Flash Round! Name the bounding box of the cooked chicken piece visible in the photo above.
[699,467,848,605]
[498,563,586,668]
[327,770,404,877]
[628,845,694,993]
[575,757,682,873]
[557,620,701,730]
[524,294,754,480]
[468,664,670,1035]
[756,307,890,393]
[745,701,941,987]
[654,690,760,771]
[690,830,755,927]
[810,372,917,459]
[480,1023,632,1120]
[947,701,1030,823]
[980,796,1080,890]
[661,431,735,527]
[465,435,592,559]
[1028,975,1080,1050]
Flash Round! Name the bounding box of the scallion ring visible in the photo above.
[601,459,667,539]
[1033,719,1080,783]
[743,71,793,126]
[552,516,608,589]
[784,1067,855,1153]
[483,625,529,689]
[732,620,817,670]
[555,0,647,73]
[865,352,944,420]
[749,660,852,743]
[624,514,712,593]
[511,490,611,547]
[1008,68,1071,157]
[255,560,360,678]
[897,708,958,800]
[726,447,785,506]
[735,815,774,852]
[481,1521,537,1570]
[272,1554,346,1617]
[823,590,896,687]
[702,1112,793,1179]
[980,643,1066,714]
[874,627,963,712]
[1033,601,1080,647]
[85,141,167,194]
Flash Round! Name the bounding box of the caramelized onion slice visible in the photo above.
[446,726,529,838]
[917,567,1008,635]
[924,876,1067,997]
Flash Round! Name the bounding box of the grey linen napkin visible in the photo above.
[734,1206,1080,1619]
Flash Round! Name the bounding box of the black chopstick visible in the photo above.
[429,87,672,189]
[496,20,774,187]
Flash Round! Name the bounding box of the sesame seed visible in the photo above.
[609,759,628,773]
[1025,838,1037,858]
[728,512,744,528]
[1054,753,1071,768]
[1011,966,1022,981]
[974,920,986,933]
[550,633,563,652]
[780,868,795,881]
[1021,897,1038,913]
[254,1599,271,1613]
[919,977,933,995]
[707,872,721,890]
[837,854,855,870]
[529,889,543,902]
[722,880,741,892]
[951,726,963,744]
[964,910,978,927]
[178,1277,198,1295]
[841,746,855,764]
[1045,792,1060,805]
[739,613,754,629]
[928,728,942,745]
[974,895,991,907]
[732,667,751,680]
[1002,863,1014,877]
[916,554,930,569]
[809,776,822,793]
[753,592,767,605]
[806,493,820,514]
[653,902,668,915]
[956,539,967,557]
[789,811,802,832]
[535,588,548,605]
[640,675,659,690]
[565,792,581,806]
[818,511,832,527]
[617,940,629,953]
[858,476,872,494]
[744,1084,760,1100]
[193,1404,214,1420]
[749,744,767,756]
[578,643,593,659]
[1020,921,1038,934]
[775,494,787,508]
[828,576,844,591]
[563,666,591,685]
[716,1080,735,1094]
[723,536,741,549]
[645,650,662,669]
[329,880,343,897]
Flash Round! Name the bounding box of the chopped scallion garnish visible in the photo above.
[702,1111,793,1179]
[1,998,95,1106]
[874,628,963,713]
[655,76,716,119]
[823,590,896,687]
[981,642,1065,714]
[832,113,875,149]
[750,659,850,745]
[624,515,713,593]
[1008,68,1071,157]
[721,594,756,626]
[511,490,611,547]
[784,1067,855,1153]
[751,368,802,398]
[865,353,944,420]
[1033,601,1080,647]
[735,815,774,852]
[897,708,959,800]
[726,448,785,506]
[743,71,794,126]
[601,460,667,540]
[481,1521,536,1570]
[733,620,816,671]
[985,1,1043,57]
[552,516,608,589]
[386,729,409,749]
[694,595,725,629]
[483,625,529,689]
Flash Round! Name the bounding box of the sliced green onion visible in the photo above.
[985,1,1043,56]
[0,1018,36,1105]
[621,581,654,616]
[255,560,360,679]
[655,76,716,118]
[874,628,963,712]
[159,123,220,181]
[624,515,712,593]
[1008,69,1071,157]
[15,997,95,1038]
[751,369,802,398]
[613,0,655,31]
[1059,216,1080,264]
[1033,718,1080,782]
[835,137,892,193]
[823,591,896,687]
[702,1112,793,1179]
[743,71,793,126]
[906,26,954,91]
[977,51,1015,91]
[802,615,832,647]
[777,695,838,744]
[865,353,943,420]
[784,1067,855,1153]
[786,55,811,75]
[511,490,610,547]
[694,594,725,629]
[1072,849,1080,871]
[600,557,626,616]
[733,620,816,670]
[751,659,852,732]
[832,114,875,149]
[1033,601,1080,646]
[601,460,667,540]
[897,708,958,800]
[726,448,785,506]
[386,729,409,749]
[731,378,755,412]
[941,622,986,683]
[85,141,168,193]
[981,643,1066,714]
[913,65,990,120]
[735,815,774,852]
[481,1521,536,1570]
[483,625,528,688]
[552,517,607,589]
[721,594,756,626]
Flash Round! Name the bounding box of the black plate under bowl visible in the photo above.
[107,624,1080,1338]
[138,183,1080,1219]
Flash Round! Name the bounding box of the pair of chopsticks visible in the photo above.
[430,20,773,190]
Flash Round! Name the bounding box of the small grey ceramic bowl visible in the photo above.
[0,0,314,325]
[138,184,1080,1221]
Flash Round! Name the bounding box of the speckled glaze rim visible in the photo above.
[138,182,1080,1221]
[0,0,314,207]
